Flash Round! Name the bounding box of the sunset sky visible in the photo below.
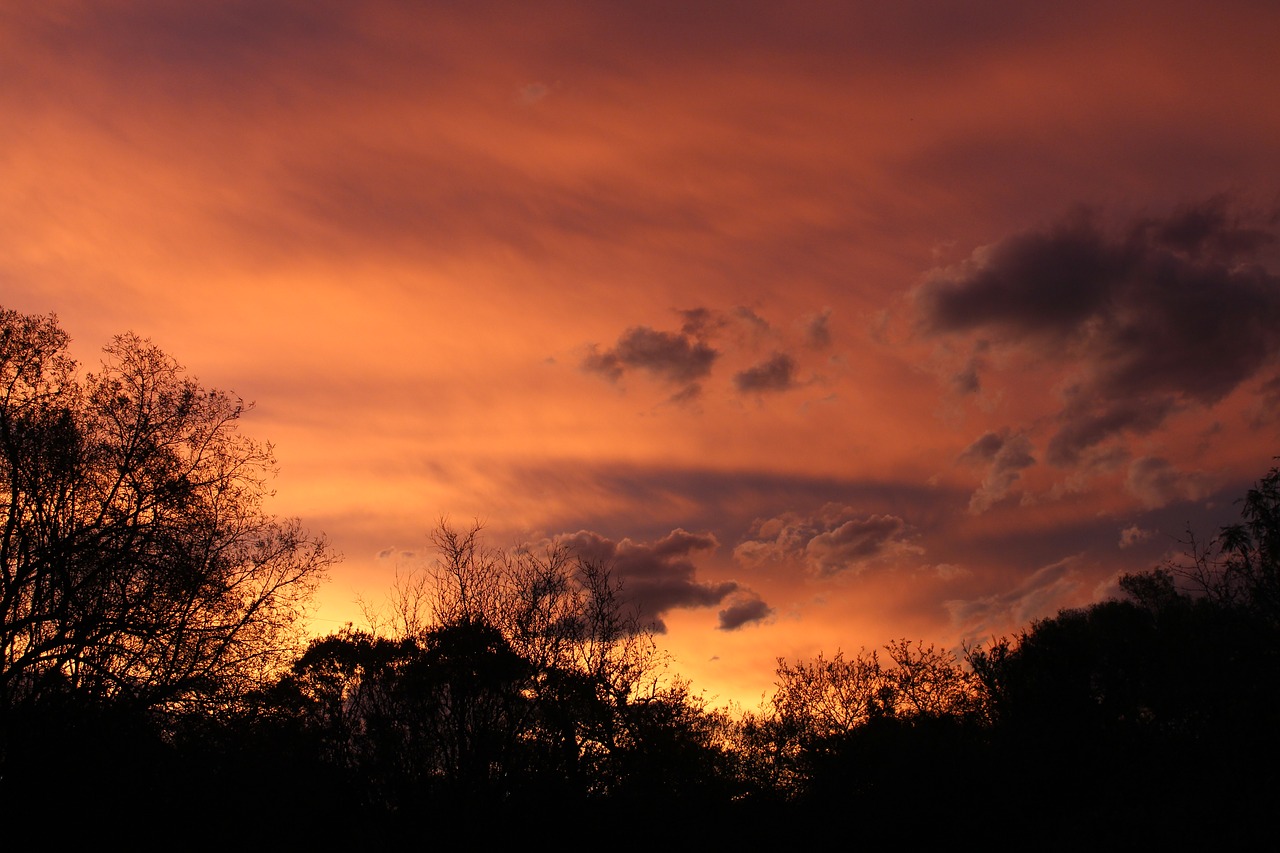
[5,0,1280,708]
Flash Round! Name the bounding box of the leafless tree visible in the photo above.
[0,310,334,715]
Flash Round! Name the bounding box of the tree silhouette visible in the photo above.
[0,313,332,713]
[278,521,743,832]
[962,466,1280,844]
[1159,462,1280,621]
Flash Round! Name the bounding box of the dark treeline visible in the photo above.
[3,308,1278,846]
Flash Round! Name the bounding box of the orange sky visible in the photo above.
[4,0,1280,708]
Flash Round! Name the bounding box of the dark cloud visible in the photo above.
[802,308,832,350]
[735,504,922,577]
[958,431,1036,513]
[919,212,1128,338]
[1126,456,1206,509]
[918,198,1280,464]
[583,326,719,388]
[581,347,624,382]
[949,339,989,395]
[583,307,824,398]
[679,307,720,338]
[951,362,980,395]
[732,306,771,335]
[1153,195,1276,259]
[807,515,911,575]
[717,595,773,631]
[1046,395,1179,466]
[1118,524,1153,549]
[666,382,704,405]
[734,352,797,394]
[958,431,1005,463]
[554,528,735,633]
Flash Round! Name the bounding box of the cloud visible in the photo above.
[806,515,913,575]
[376,547,418,560]
[717,594,774,631]
[1252,374,1280,427]
[733,352,797,394]
[947,556,1084,643]
[951,362,981,395]
[732,306,771,335]
[1118,525,1153,548]
[583,325,719,397]
[958,431,1037,513]
[518,81,549,105]
[948,339,989,396]
[917,197,1280,464]
[1046,396,1180,466]
[1126,456,1206,509]
[801,308,832,350]
[680,307,721,338]
[958,430,1006,463]
[735,504,922,576]
[583,307,828,398]
[554,528,736,633]
[666,382,704,406]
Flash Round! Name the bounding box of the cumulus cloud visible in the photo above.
[958,430,1036,513]
[717,594,774,631]
[801,308,832,350]
[554,528,736,633]
[584,326,718,383]
[958,431,1005,463]
[679,307,721,338]
[1119,524,1153,548]
[584,306,829,399]
[735,504,922,577]
[583,324,719,401]
[1126,456,1207,509]
[733,352,797,394]
[807,516,912,574]
[951,362,981,395]
[917,197,1280,464]
[948,339,989,395]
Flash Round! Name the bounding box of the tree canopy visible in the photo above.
[0,309,333,717]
